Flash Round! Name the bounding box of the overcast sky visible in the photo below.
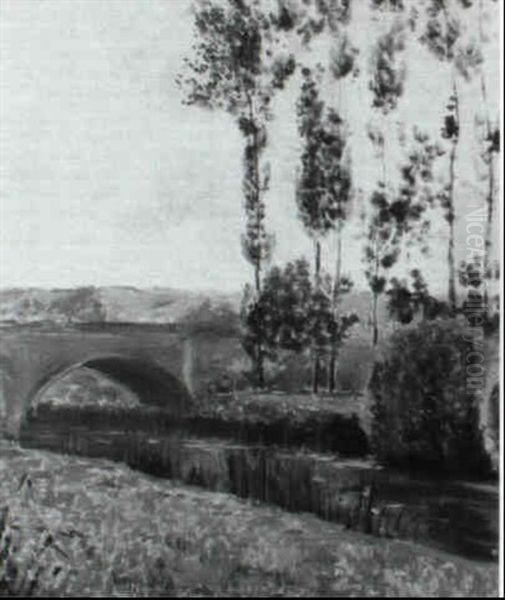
[0,0,500,294]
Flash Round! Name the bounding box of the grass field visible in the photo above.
[0,441,498,597]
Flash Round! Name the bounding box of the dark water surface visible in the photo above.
[19,419,499,563]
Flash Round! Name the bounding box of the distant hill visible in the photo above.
[0,284,392,342]
[0,286,243,327]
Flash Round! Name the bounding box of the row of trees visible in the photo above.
[179,0,500,390]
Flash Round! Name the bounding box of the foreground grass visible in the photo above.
[0,441,498,597]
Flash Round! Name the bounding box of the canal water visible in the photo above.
[19,419,499,562]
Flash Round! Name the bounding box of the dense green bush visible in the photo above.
[370,318,491,476]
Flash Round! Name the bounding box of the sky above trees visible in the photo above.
[0,0,500,293]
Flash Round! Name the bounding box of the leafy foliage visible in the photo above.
[179,0,300,385]
[295,65,356,389]
[241,259,312,365]
[363,17,412,345]
[362,183,401,344]
[329,31,359,81]
[370,0,405,11]
[296,69,330,239]
[368,20,406,113]
[293,0,352,45]
[386,269,450,324]
[178,0,296,115]
[475,116,500,167]
[178,0,296,385]
[457,256,499,333]
[370,318,491,474]
[418,0,479,312]
[440,93,459,144]
[419,0,462,62]
[458,256,484,290]
[296,68,353,240]
[396,128,445,249]
[240,259,358,387]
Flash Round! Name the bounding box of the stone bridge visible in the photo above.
[0,322,240,437]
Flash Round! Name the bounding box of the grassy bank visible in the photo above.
[0,441,498,597]
[19,421,499,560]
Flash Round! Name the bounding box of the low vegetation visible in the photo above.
[0,442,498,597]
[370,318,491,476]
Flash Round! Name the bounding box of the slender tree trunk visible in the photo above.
[313,239,322,394]
[372,292,379,347]
[438,3,460,314]
[256,346,265,389]
[255,265,265,389]
[370,120,387,349]
[328,354,336,393]
[372,237,380,347]
[247,98,265,390]
[335,226,342,290]
[254,232,264,388]
[447,207,456,313]
[315,239,321,285]
[478,0,495,315]
[254,259,261,294]
[251,110,262,298]
[446,77,459,314]
[328,77,345,392]
[483,144,495,314]
[421,298,427,322]
[381,114,387,185]
[328,224,343,392]
[313,353,321,395]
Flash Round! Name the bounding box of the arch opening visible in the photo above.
[29,355,190,417]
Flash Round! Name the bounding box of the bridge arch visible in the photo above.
[27,354,191,417]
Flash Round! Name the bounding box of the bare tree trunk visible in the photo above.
[312,352,321,395]
[478,0,495,315]
[256,345,265,389]
[254,248,264,391]
[483,142,495,315]
[248,96,265,389]
[328,345,337,391]
[328,78,345,392]
[438,3,460,314]
[446,78,459,314]
[328,225,343,392]
[255,257,264,389]
[313,239,322,394]
[315,238,321,285]
[447,201,457,313]
[372,238,380,347]
[372,292,379,347]
[370,121,387,349]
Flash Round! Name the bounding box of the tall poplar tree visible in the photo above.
[179,0,296,386]
[419,0,468,312]
[364,19,406,345]
[296,67,331,392]
[474,0,500,314]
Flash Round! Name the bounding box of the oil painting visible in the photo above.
[0,0,502,596]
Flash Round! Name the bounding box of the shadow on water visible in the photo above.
[18,409,499,563]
